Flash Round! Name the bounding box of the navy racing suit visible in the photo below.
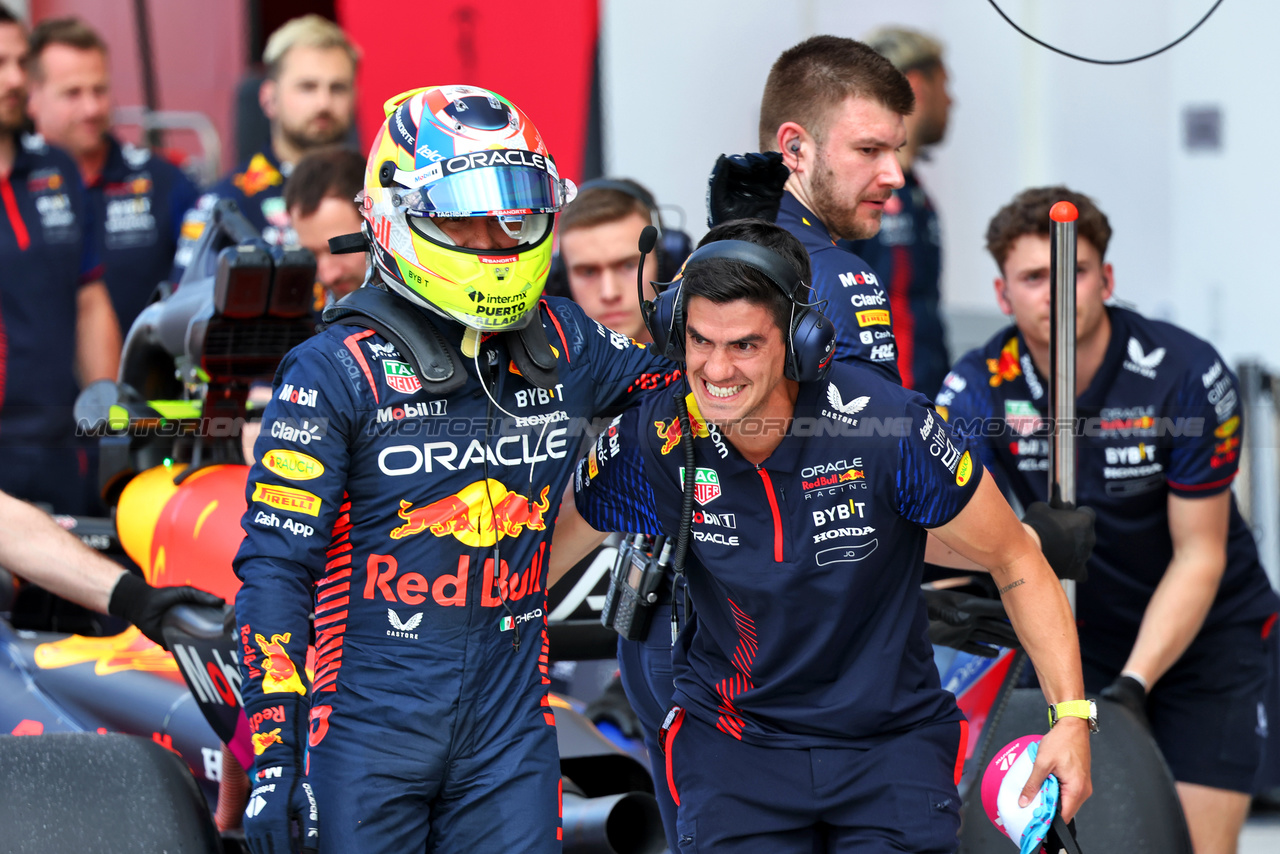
[234,296,679,853]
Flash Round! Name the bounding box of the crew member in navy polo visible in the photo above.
[847,27,955,399]
[759,36,917,383]
[941,186,1279,854]
[0,11,118,514]
[173,15,357,277]
[26,18,200,334]
[575,219,1092,853]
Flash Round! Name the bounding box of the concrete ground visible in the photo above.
[1241,815,1280,853]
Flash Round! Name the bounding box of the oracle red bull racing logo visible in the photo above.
[390,479,551,546]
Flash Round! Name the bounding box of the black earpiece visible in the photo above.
[789,141,801,154]
[641,239,834,383]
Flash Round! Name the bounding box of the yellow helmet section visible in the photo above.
[359,85,572,332]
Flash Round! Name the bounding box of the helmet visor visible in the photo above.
[397,163,575,218]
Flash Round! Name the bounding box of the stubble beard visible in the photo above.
[280,113,348,154]
[809,156,881,242]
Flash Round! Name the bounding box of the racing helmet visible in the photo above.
[360,85,576,331]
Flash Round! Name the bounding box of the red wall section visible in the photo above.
[335,0,598,184]
[31,0,246,175]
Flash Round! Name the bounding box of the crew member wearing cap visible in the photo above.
[848,26,953,398]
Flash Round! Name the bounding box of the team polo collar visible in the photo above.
[777,191,838,247]
[691,379,826,475]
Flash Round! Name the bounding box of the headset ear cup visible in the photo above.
[788,308,836,382]
[667,285,687,362]
[643,285,686,362]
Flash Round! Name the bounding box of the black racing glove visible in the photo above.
[107,571,225,650]
[244,696,319,854]
[706,152,790,227]
[1100,674,1151,731]
[1021,501,1096,581]
[925,589,1020,657]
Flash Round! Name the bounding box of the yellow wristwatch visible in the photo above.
[1048,699,1099,733]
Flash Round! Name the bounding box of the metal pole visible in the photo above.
[1048,200,1078,610]
[132,0,161,150]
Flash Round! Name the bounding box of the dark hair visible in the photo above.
[27,17,107,80]
[682,218,812,334]
[759,35,914,151]
[284,146,365,218]
[0,5,21,27]
[558,177,656,235]
[985,186,1113,272]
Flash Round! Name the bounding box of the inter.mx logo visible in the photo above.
[678,467,721,505]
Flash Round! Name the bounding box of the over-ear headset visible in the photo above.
[640,233,835,383]
[544,178,692,297]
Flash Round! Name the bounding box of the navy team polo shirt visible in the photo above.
[846,169,949,398]
[89,135,199,333]
[576,361,979,747]
[172,148,293,279]
[940,306,1280,670]
[0,133,101,448]
[776,191,902,385]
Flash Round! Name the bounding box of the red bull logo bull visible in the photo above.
[655,393,709,455]
[987,338,1022,387]
[255,633,306,695]
[390,480,550,546]
[252,728,283,755]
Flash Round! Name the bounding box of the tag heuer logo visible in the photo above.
[679,467,721,505]
[383,360,422,394]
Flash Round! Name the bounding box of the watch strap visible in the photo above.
[1048,699,1095,726]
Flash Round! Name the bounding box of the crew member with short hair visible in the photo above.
[941,186,1279,854]
[174,15,357,277]
[848,26,953,398]
[0,6,119,514]
[282,145,365,311]
[26,16,200,334]
[758,35,913,381]
[575,217,1093,853]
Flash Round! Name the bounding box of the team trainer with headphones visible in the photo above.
[573,218,1094,853]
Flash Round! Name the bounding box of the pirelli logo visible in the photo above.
[251,483,322,517]
[856,309,890,327]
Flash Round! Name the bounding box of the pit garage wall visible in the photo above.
[601,0,1276,370]
[336,0,601,189]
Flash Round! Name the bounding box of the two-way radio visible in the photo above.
[601,534,673,641]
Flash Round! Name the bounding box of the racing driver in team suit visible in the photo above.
[233,86,680,854]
